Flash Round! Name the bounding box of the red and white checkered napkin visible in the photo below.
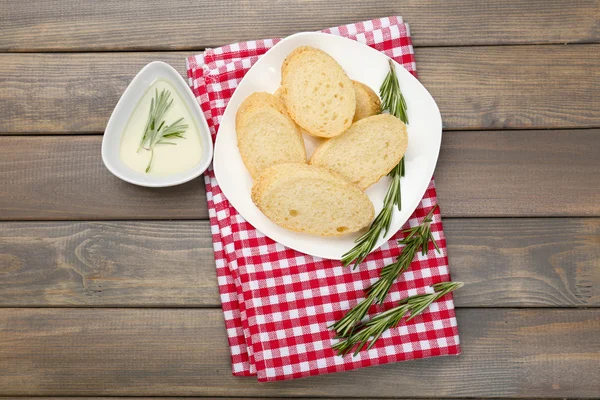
[186,16,460,382]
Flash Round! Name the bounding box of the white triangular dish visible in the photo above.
[213,32,442,260]
[102,61,212,187]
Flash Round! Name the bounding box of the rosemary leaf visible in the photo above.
[137,89,188,173]
[342,59,409,267]
[332,205,440,337]
[332,281,463,357]
[380,59,409,125]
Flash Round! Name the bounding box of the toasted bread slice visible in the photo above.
[309,114,408,190]
[236,92,306,178]
[352,81,381,121]
[276,81,380,127]
[252,163,374,236]
[273,86,323,145]
[281,46,355,138]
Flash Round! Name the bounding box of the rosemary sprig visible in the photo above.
[381,57,408,198]
[332,205,440,337]
[332,281,463,357]
[380,59,409,124]
[342,59,408,268]
[368,204,440,304]
[138,88,188,173]
[341,166,401,268]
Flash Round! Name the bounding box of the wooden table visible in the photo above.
[1,1,599,398]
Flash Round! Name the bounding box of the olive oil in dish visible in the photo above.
[119,79,202,176]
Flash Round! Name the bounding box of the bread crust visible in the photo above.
[352,80,381,121]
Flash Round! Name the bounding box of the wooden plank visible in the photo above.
[446,218,600,307]
[2,396,568,400]
[1,45,599,133]
[0,0,598,51]
[418,45,600,130]
[0,221,218,307]
[0,219,598,308]
[0,130,598,220]
[0,308,598,397]
[0,136,207,220]
[0,53,186,134]
[435,129,600,217]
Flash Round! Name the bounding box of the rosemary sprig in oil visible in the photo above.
[332,281,463,357]
[342,59,408,268]
[332,205,440,338]
[138,88,188,173]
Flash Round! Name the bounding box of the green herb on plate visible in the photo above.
[332,205,440,338]
[138,88,188,173]
[333,281,463,357]
[380,59,409,124]
[342,59,408,268]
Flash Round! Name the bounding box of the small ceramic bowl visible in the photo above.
[102,61,212,187]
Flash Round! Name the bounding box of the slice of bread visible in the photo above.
[352,80,381,121]
[252,163,374,236]
[273,86,322,145]
[309,114,408,190]
[281,46,355,138]
[276,81,380,128]
[236,92,306,179]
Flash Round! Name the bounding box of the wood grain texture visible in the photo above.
[0,0,598,51]
[0,221,218,307]
[0,136,207,220]
[435,129,600,217]
[0,219,598,307]
[0,308,598,397]
[417,45,600,130]
[446,218,600,307]
[0,130,598,220]
[2,396,572,400]
[1,45,599,133]
[0,53,186,134]
[0,3,597,400]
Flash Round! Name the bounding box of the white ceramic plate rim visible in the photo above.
[102,61,213,187]
[213,32,442,260]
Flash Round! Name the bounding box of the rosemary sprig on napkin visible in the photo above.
[332,205,440,337]
[333,281,463,357]
[138,88,188,173]
[342,59,408,268]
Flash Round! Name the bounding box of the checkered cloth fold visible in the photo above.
[186,16,460,382]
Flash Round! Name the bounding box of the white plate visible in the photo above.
[102,61,213,187]
[213,32,442,260]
